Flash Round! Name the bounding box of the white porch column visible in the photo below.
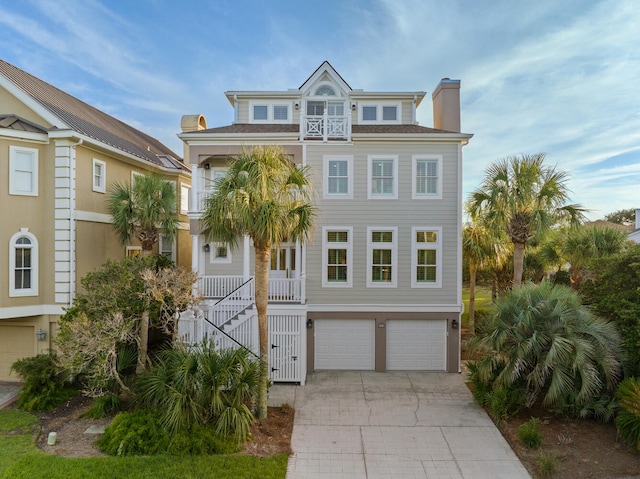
[190,162,199,213]
[243,235,251,280]
[300,242,306,304]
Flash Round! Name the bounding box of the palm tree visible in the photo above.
[107,172,179,254]
[201,146,315,419]
[540,225,629,289]
[468,153,585,286]
[107,172,179,373]
[469,281,623,413]
[463,209,509,334]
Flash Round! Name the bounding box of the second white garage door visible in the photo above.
[315,319,375,370]
[387,319,447,371]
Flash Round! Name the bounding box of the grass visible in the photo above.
[461,284,492,328]
[0,409,288,479]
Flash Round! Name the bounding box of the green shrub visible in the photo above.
[486,386,524,423]
[536,451,559,477]
[615,377,640,450]
[517,418,542,449]
[10,353,76,412]
[82,394,124,419]
[96,410,170,456]
[136,343,259,441]
[97,410,240,456]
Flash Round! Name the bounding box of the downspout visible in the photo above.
[412,94,417,124]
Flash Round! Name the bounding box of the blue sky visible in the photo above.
[1,0,638,220]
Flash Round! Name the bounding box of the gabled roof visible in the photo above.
[299,61,352,93]
[0,59,186,170]
[0,114,47,133]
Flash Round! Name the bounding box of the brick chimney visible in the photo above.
[432,79,461,133]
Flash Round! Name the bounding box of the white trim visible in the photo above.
[366,227,398,288]
[411,226,442,288]
[9,145,39,196]
[249,101,293,124]
[322,226,353,288]
[367,155,398,200]
[0,304,66,320]
[322,155,353,199]
[358,102,401,124]
[307,303,462,313]
[92,158,106,193]
[0,129,49,142]
[412,155,442,200]
[75,211,112,223]
[9,228,38,297]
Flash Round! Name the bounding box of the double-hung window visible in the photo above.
[159,234,176,262]
[9,229,38,297]
[9,146,38,196]
[250,102,291,123]
[359,103,401,124]
[211,243,232,264]
[92,159,106,193]
[368,155,398,199]
[322,227,352,287]
[367,227,397,288]
[411,227,442,288]
[180,184,190,214]
[323,155,353,199]
[412,155,442,199]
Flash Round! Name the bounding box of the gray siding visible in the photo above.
[303,141,460,307]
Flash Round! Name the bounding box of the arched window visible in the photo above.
[9,229,38,297]
[315,85,336,96]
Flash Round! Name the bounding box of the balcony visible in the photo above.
[198,275,304,303]
[300,113,351,141]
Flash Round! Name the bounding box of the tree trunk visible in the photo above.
[512,241,526,287]
[136,310,150,374]
[254,244,270,419]
[468,263,477,335]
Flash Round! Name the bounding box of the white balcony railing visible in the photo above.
[199,275,303,303]
[300,113,350,141]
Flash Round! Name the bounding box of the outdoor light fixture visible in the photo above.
[351,102,357,110]
[306,318,313,329]
[203,163,210,169]
[36,328,46,341]
[294,101,300,110]
[451,319,459,330]
[203,243,210,253]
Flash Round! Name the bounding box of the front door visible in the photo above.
[270,246,297,279]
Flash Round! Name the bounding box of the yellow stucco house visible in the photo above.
[0,59,191,381]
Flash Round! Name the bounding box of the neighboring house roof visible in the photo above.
[190,123,456,135]
[0,114,48,133]
[0,59,187,171]
[585,220,633,232]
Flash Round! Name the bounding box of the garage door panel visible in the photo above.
[0,326,35,381]
[315,319,375,370]
[387,320,446,371]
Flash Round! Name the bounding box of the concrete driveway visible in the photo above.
[268,371,530,479]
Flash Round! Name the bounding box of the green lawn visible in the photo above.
[461,284,493,328]
[0,408,288,479]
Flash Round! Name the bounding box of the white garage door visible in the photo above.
[387,320,446,371]
[315,319,375,370]
[0,325,35,381]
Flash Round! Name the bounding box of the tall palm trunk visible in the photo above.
[136,311,149,374]
[254,244,270,419]
[512,241,526,287]
[468,263,477,334]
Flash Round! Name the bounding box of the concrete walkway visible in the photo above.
[268,371,531,479]
[0,382,20,409]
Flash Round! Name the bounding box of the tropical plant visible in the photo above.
[56,256,198,396]
[106,172,179,253]
[615,377,640,451]
[136,343,260,442]
[604,208,636,226]
[468,281,623,415]
[581,244,640,377]
[518,418,542,449]
[468,153,585,286]
[540,225,629,289]
[10,353,76,412]
[200,145,316,419]
[463,206,509,333]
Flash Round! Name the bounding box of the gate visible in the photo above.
[268,314,306,385]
